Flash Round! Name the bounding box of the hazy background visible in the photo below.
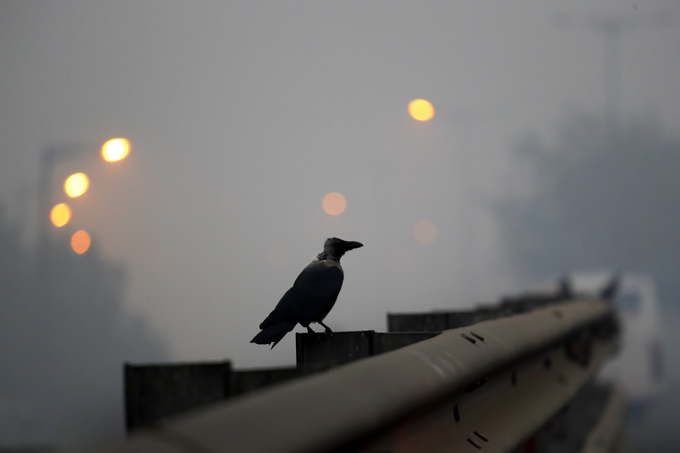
[2,0,680,449]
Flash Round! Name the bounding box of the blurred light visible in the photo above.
[64,172,89,198]
[408,99,435,121]
[101,138,130,162]
[265,242,288,268]
[414,219,438,244]
[322,192,347,216]
[50,203,71,227]
[71,230,91,254]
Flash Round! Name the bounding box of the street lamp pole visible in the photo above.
[35,143,86,283]
[28,138,130,441]
[555,12,672,145]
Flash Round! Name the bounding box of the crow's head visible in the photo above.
[318,237,363,261]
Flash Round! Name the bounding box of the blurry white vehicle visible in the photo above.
[569,272,664,406]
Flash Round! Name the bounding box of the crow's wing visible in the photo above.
[259,260,344,329]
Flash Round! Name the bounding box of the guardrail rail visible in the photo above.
[73,296,622,453]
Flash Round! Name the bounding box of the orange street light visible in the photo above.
[414,219,438,245]
[64,172,89,198]
[408,99,435,122]
[71,230,91,254]
[322,192,347,216]
[101,138,130,163]
[50,203,71,227]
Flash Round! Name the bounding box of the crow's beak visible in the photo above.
[345,241,363,251]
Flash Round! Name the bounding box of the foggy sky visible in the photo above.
[2,0,680,372]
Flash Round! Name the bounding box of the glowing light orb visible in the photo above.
[64,172,89,198]
[322,192,347,216]
[414,219,438,244]
[50,203,71,227]
[408,99,435,121]
[101,138,130,162]
[71,230,91,254]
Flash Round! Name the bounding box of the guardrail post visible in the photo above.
[125,363,305,431]
[296,331,440,369]
[124,361,232,432]
[388,296,570,333]
[230,366,301,396]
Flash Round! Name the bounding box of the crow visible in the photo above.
[599,272,620,301]
[251,237,363,349]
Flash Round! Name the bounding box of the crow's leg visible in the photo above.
[306,326,316,334]
[318,321,333,333]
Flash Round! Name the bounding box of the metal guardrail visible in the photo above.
[74,297,619,453]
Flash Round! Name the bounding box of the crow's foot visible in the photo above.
[318,321,333,334]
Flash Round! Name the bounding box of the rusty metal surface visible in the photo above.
[73,298,617,453]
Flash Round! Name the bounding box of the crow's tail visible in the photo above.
[250,321,297,349]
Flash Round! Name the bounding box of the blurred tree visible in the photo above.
[0,205,168,447]
[499,113,680,310]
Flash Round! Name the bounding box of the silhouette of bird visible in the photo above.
[556,274,573,299]
[251,237,363,349]
[599,272,620,301]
